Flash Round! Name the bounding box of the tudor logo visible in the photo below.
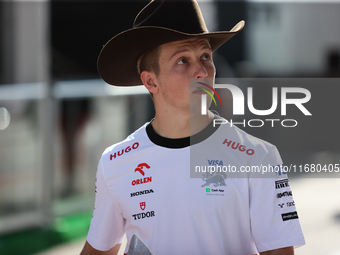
[140,202,146,211]
[132,211,155,220]
[135,163,150,176]
[132,198,155,221]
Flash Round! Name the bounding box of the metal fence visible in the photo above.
[0,80,151,235]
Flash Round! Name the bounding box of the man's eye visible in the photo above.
[177,58,187,65]
[201,54,210,61]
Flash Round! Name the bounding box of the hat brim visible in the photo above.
[97,20,245,86]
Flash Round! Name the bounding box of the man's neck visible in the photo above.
[151,110,215,139]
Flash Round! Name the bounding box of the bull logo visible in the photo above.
[135,163,150,176]
[201,173,226,187]
[140,202,146,211]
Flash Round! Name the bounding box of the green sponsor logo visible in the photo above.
[206,188,210,192]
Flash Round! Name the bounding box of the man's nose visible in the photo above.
[193,61,208,79]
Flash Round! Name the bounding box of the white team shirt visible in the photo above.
[87,116,305,254]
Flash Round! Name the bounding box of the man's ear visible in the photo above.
[140,70,158,94]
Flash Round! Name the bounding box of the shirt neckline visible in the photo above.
[146,115,222,149]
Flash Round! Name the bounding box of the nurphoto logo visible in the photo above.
[198,82,312,128]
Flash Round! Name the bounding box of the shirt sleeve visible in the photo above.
[249,146,305,253]
[86,158,126,251]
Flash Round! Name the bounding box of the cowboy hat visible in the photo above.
[97,0,245,86]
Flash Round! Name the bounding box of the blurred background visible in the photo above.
[0,0,339,254]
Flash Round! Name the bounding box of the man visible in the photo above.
[81,0,305,254]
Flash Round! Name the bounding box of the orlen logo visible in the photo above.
[222,138,255,156]
[132,163,152,186]
[110,142,139,160]
[134,163,150,176]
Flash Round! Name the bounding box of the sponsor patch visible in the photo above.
[286,201,295,207]
[222,139,255,156]
[276,191,292,198]
[134,163,150,176]
[275,164,287,176]
[132,202,155,221]
[207,159,224,166]
[140,202,146,211]
[202,174,226,188]
[281,211,299,221]
[132,211,155,220]
[132,163,152,186]
[275,179,289,189]
[130,189,154,197]
[132,177,152,186]
[110,142,139,160]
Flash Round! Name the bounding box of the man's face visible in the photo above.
[152,37,216,113]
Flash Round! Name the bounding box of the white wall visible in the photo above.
[245,2,340,75]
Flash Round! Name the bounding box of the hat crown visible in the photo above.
[133,0,208,34]
[98,0,244,86]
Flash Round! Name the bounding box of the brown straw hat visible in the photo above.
[97,0,245,86]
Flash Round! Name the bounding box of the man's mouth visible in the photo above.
[193,87,210,94]
[193,82,213,94]
[192,82,223,106]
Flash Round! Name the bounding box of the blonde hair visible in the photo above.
[137,46,161,76]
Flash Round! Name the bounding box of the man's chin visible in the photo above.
[189,103,205,116]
